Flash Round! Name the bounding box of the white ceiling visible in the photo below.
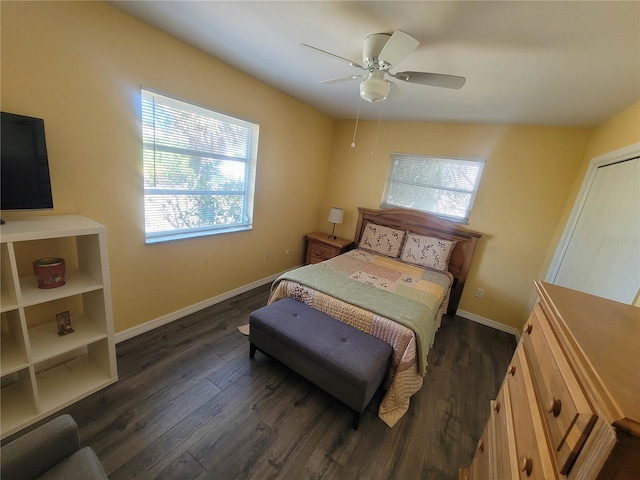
[111,1,640,126]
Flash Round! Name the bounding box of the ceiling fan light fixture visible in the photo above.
[360,77,391,103]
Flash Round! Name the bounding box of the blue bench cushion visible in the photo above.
[249,298,392,416]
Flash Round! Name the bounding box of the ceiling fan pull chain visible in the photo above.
[351,97,362,148]
[371,100,385,155]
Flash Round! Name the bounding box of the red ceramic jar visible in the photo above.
[33,257,66,289]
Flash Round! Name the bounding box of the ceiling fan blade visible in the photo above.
[388,81,406,101]
[378,31,419,69]
[301,43,365,70]
[392,71,466,89]
[319,74,365,85]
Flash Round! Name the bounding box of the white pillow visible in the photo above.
[400,232,456,271]
[357,223,406,258]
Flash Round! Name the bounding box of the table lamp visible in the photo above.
[328,207,344,239]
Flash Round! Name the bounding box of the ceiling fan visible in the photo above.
[303,30,466,103]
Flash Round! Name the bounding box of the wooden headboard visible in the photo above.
[354,207,482,315]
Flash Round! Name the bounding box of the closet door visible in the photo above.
[553,156,639,303]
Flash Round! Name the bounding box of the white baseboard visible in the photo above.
[456,309,521,341]
[115,273,521,344]
[114,271,287,344]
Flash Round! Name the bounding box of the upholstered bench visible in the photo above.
[249,297,392,429]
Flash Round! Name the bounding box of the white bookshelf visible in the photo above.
[0,215,117,439]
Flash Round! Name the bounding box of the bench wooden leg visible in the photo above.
[352,411,360,430]
[249,343,257,359]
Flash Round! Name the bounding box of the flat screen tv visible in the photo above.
[1,111,54,213]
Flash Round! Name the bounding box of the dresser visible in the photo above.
[304,232,352,265]
[460,281,640,479]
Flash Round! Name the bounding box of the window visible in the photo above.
[382,153,484,223]
[141,89,259,243]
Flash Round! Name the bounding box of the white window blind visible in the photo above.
[141,89,259,243]
[382,153,484,223]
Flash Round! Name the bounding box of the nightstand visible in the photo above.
[305,232,353,264]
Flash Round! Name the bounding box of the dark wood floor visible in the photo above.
[25,284,517,479]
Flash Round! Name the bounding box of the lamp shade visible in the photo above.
[328,207,344,224]
[360,77,391,103]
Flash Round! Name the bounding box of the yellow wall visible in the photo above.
[583,101,640,160]
[1,1,335,332]
[2,2,637,335]
[323,121,592,329]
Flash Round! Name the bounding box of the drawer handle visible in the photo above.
[519,456,533,476]
[545,396,562,417]
[524,322,533,335]
[507,364,517,376]
[493,401,501,413]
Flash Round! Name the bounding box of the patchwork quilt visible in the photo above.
[269,248,452,427]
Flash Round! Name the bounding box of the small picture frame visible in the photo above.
[56,311,74,336]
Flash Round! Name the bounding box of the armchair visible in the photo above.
[1,414,108,480]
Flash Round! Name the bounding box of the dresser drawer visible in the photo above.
[309,242,337,263]
[493,386,519,479]
[305,233,352,265]
[468,417,492,480]
[522,303,596,475]
[506,346,556,479]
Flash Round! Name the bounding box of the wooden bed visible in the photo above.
[269,207,482,427]
[353,207,482,315]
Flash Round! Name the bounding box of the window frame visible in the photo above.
[141,88,259,244]
[381,152,484,224]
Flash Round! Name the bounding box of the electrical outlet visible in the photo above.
[475,288,485,298]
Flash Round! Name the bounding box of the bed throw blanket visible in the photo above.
[275,264,436,375]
